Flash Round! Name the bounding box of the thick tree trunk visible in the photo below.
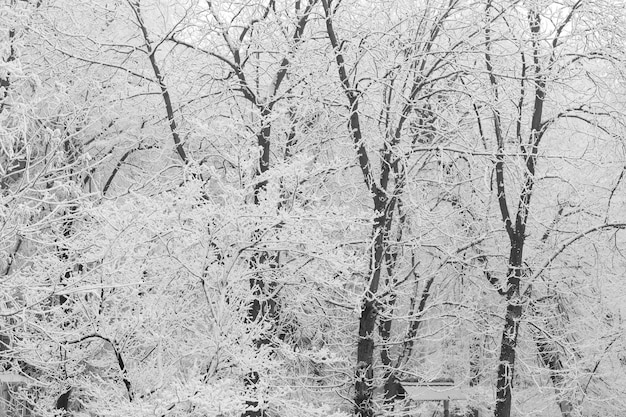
[355,209,386,417]
[355,299,377,417]
[494,235,526,417]
[494,300,522,417]
[243,88,275,417]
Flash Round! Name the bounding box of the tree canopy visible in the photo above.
[2,1,626,416]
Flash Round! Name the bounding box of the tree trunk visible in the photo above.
[494,240,526,417]
[55,388,72,412]
[243,100,275,417]
[494,300,522,417]
[355,299,377,417]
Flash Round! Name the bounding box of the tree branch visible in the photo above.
[484,0,514,241]
[321,0,378,196]
[531,223,626,282]
[126,0,189,165]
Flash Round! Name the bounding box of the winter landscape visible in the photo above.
[1,1,626,416]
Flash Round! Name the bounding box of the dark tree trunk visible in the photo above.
[487,5,548,414]
[494,299,522,417]
[355,299,377,417]
[383,372,406,403]
[355,205,387,417]
[237,3,315,414]
[494,239,525,417]
[55,388,72,411]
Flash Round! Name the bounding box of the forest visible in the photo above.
[2,0,626,416]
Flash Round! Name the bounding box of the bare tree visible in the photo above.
[475,1,626,416]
